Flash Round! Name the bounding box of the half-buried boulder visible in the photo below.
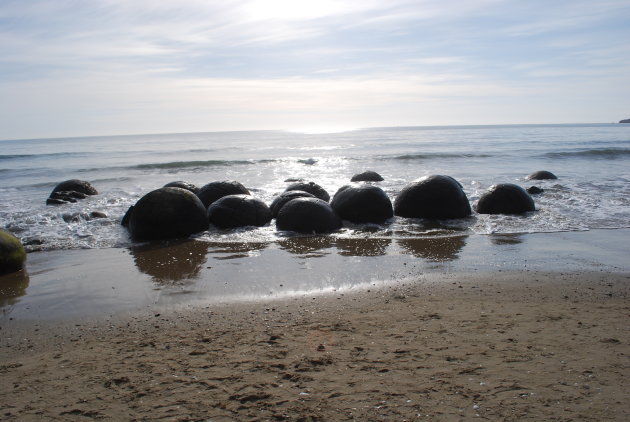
[269,190,316,218]
[197,181,250,208]
[350,170,384,182]
[208,194,271,229]
[0,230,26,275]
[276,198,341,234]
[164,181,199,194]
[527,170,557,180]
[128,187,209,240]
[476,184,535,215]
[394,175,472,219]
[331,184,393,224]
[47,179,98,205]
[284,181,330,202]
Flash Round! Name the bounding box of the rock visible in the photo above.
[476,184,535,214]
[208,195,272,228]
[197,181,250,208]
[51,179,98,196]
[121,206,134,227]
[90,211,107,219]
[527,186,544,195]
[350,170,384,182]
[298,158,318,165]
[276,198,342,234]
[619,118,630,123]
[330,184,393,224]
[285,181,330,202]
[164,181,199,194]
[269,190,316,218]
[0,230,26,275]
[127,187,209,240]
[527,170,557,180]
[393,175,472,219]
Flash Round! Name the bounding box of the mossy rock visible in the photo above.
[0,230,26,275]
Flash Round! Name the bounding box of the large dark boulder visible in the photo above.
[331,184,393,224]
[350,170,384,182]
[527,170,557,180]
[476,184,535,215]
[393,175,472,219]
[47,179,98,205]
[128,187,209,240]
[164,181,199,194]
[285,182,330,202]
[0,230,26,275]
[276,198,342,234]
[197,181,250,208]
[208,195,271,228]
[269,190,316,218]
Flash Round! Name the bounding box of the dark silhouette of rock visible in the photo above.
[619,118,630,123]
[197,181,250,208]
[127,187,209,240]
[476,184,535,215]
[208,194,271,228]
[331,184,393,224]
[285,181,330,202]
[350,170,384,182]
[527,170,557,180]
[276,198,341,234]
[527,186,544,195]
[164,181,199,194]
[121,206,134,227]
[0,230,26,275]
[269,190,316,218]
[394,175,472,219]
[47,179,97,205]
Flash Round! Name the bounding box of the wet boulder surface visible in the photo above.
[350,170,384,182]
[164,181,199,194]
[128,187,209,240]
[284,182,330,202]
[47,179,98,205]
[0,230,26,275]
[276,198,342,234]
[208,194,271,229]
[197,181,250,208]
[476,183,535,215]
[527,170,558,180]
[269,190,316,218]
[331,184,393,224]
[394,175,472,219]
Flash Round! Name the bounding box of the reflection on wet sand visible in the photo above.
[336,237,392,257]
[207,242,268,260]
[130,240,209,284]
[0,270,30,311]
[278,236,335,257]
[489,233,524,246]
[398,235,467,262]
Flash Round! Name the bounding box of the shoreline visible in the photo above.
[1,270,629,420]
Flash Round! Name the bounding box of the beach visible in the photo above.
[2,267,629,421]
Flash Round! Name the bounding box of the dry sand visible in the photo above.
[1,270,629,421]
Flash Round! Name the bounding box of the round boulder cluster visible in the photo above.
[276,198,341,234]
[284,181,330,202]
[394,175,472,219]
[197,181,250,208]
[476,184,535,215]
[47,179,98,205]
[208,194,271,228]
[128,187,209,240]
[269,190,316,218]
[331,184,393,224]
[0,229,26,275]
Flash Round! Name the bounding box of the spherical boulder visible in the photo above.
[527,186,544,195]
[0,230,26,275]
[47,179,98,205]
[394,175,472,219]
[164,181,199,194]
[269,190,316,218]
[285,182,330,202]
[128,187,209,240]
[476,184,535,215]
[276,198,342,234]
[527,170,557,180]
[350,170,384,182]
[331,184,393,224]
[208,195,271,229]
[197,181,250,208]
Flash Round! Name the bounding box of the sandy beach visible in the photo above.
[1,269,628,421]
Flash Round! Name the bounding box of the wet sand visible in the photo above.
[1,270,629,421]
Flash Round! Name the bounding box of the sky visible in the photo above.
[1,0,629,139]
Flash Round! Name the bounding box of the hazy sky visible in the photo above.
[1,0,629,139]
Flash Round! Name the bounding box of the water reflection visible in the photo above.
[0,270,30,311]
[130,239,209,284]
[489,233,524,245]
[278,236,335,257]
[336,237,392,257]
[398,235,467,261]
[207,242,268,260]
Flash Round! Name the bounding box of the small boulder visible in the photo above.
[164,181,199,194]
[527,170,557,180]
[350,170,384,182]
[0,230,26,275]
[208,195,272,228]
[285,181,330,202]
[51,179,98,196]
[331,184,393,224]
[269,190,316,218]
[476,184,535,214]
[526,186,544,195]
[394,175,472,219]
[276,198,342,234]
[197,181,250,208]
[128,187,209,240]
